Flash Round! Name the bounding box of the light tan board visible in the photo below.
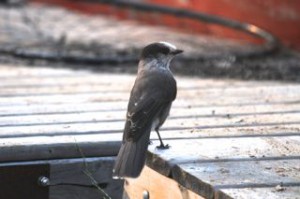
[125,166,204,199]
[0,64,299,199]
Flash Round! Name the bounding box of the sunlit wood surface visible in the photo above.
[0,63,299,199]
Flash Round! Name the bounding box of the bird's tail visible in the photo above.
[113,130,150,179]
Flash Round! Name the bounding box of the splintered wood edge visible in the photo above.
[145,152,231,199]
[124,166,206,199]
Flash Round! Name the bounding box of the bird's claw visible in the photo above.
[156,144,170,150]
[148,140,153,145]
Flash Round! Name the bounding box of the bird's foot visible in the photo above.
[148,140,153,145]
[156,144,170,150]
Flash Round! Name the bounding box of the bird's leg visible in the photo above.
[155,128,169,149]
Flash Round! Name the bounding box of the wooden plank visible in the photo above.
[0,89,299,106]
[0,77,286,88]
[0,80,300,107]
[125,166,204,199]
[148,137,300,162]
[173,159,300,199]
[0,77,288,92]
[0,102,128,116]
[50,157,123,199]
[1,127,300,163]
[146,137,300,199]
[178,159,300,187]
[1,82,300,98]
[1,65,300,107]
[0,79,298,96]
[2,102,300,127]
[1,133,299,165]
[0,110,299,131]
[1,103,300,126]
[0,73,134,87]
[0,135,121,162]
[1,124,299,144]
[0,157,123,199]
[126,164,300,199]
[0,64,79,76]
[1,64,300,198]
[221,187,300,199]
[0,84,128,95]
[0,112,299,137]
[1,99,299,117]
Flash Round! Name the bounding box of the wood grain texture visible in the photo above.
[1,63,299,199]
[125,166,205,199]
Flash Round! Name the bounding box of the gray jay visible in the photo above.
[113,42,183,178]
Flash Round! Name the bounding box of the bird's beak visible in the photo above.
[171,49,183,55]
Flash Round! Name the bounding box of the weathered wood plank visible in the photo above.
[0,79,286,89]
[127,164,300,199]
[1,83,300,99]
[1,63,300,199]
[1,103,300,127]
[0,102,127,116]
[0,157,123,199]
[148,137,300,163]
[0,135,121,162]
[50,157,123,199]
[0,68,299,106]
[1,99,299,117]
[221,187,300,199]
[0,113,299,137]
[178,159,300,187]
[1,133,299,164]
[0,73,133,87]
[173,159,300,199]
[146,137,300,199]
[0,64,79,76]
[1,79,298,96]
[1,92,299,107]
[0,64,288,89]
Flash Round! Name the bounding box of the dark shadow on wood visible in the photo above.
[0,142,121,163]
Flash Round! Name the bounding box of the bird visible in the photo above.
[112,41,183,178]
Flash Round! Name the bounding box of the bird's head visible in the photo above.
[139,42,183,70]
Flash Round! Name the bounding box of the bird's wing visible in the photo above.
[123,95,167,142]
[123,69,176,142]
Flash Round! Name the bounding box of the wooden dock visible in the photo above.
[0,63,300,199]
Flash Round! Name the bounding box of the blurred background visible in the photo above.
[1,0,300,80]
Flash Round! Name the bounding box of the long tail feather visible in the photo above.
[113,129,151,178]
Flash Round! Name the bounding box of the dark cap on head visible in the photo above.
[140,42,183,59]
